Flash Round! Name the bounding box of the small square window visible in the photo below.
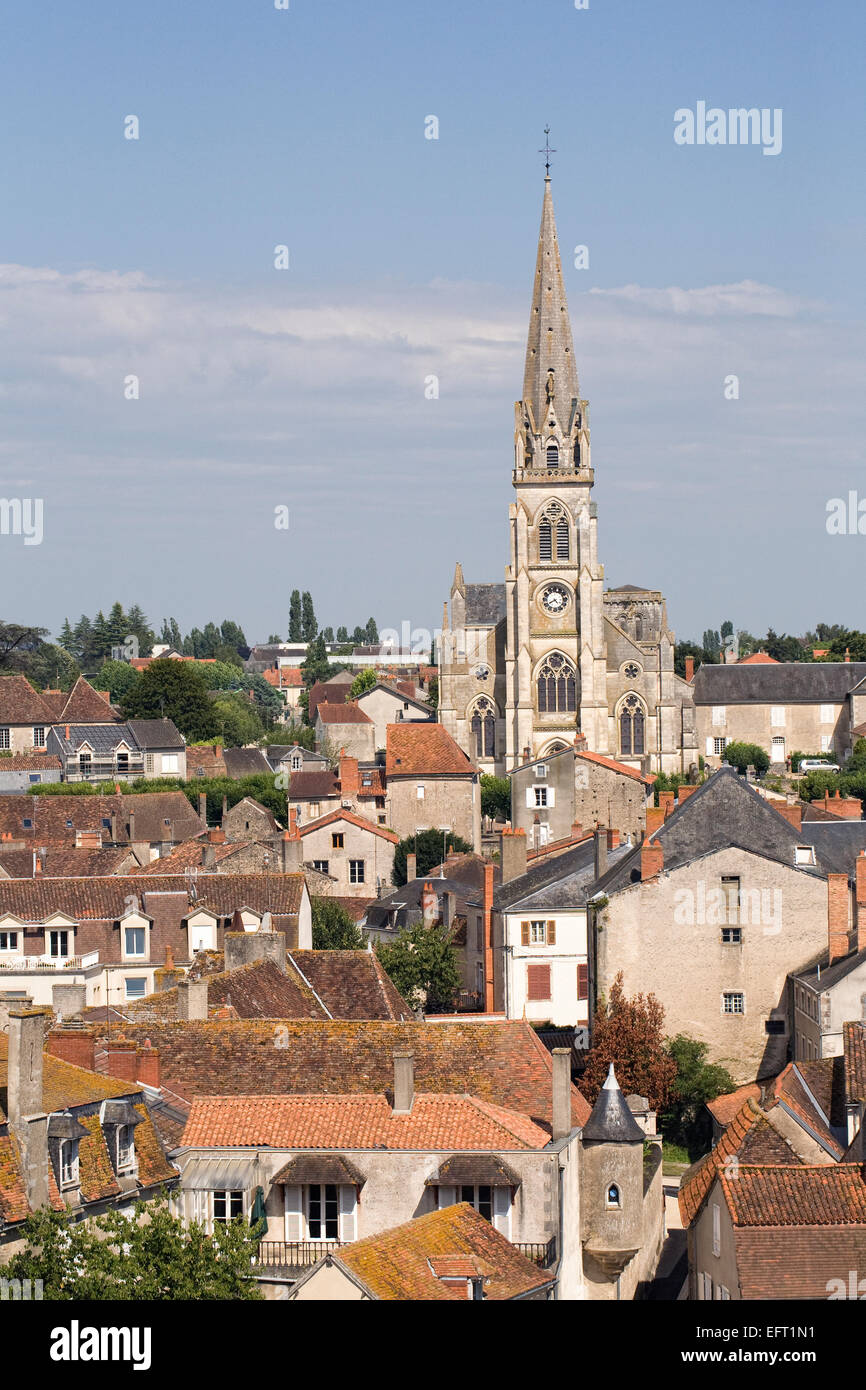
[721,927,742,945]
[332,832,344,849]
[795,845,816,866]
[723,992,745,1015]
[312,859,329,874]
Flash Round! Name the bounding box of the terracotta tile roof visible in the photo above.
[316,702,372,725]
[386,724,477,778]
[679,1099,800,1226]
[355,767,386,797]
[184,746,227,778]
[77,1112,122,1203]
[737,652,780,664]
[774,1063,846,1158]
[54,677,121,724]
[135,839,243,875]
[299,808,398,844]
[0,846,133,879]
[707,1083,762,1127]
[180,1091,550,1150]
[125,957,326,1023]
[733,1226,866,1299]
[98,1019,589,1134]
[308,681,350,724]
[261,667,303,689]
[331,1203,553,1300]
[0,753,62,772]
[574,750,656,786]
[0,1133,29,1223]
[0,1032,138,1114]
[0,675,52,723]
[0,791,204,848]
[0,870,305,922]
[722,1163,866,1226]
[289,950,413,1021]
[845,1021,866,1101]
[287,769,339,800]
[329,896,372,923]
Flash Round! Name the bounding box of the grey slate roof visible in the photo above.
[594,767,831,897]
[495,841,632,913]
[222,747,272,778]
[797,822,866,876]
[464,584,506,626]
[127,720,186,749]
[792,944,866,993]
[692,661,866,705]
[582,1067,645,1144]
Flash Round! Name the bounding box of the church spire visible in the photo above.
[522,174,580,432]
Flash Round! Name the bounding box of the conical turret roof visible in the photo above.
[522,178,580,427]
[582,1064,645,1144]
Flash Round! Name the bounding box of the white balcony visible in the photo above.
[0,950,100,972]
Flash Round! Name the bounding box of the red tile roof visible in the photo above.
[679,1099,800,1226]
[299,807,398,844]
[845,1021,866,1102]
[0,753,62,772]
[181,1091,550,1150]
[737,652,779,664]
[0,790,204,847]
[0,871,305,920]
[722,1163,866,1225]
[574,750,656,786]
[316,702,372,725]
[0,675,51,723]
[706,1083,762,1127]
[386,724,477,778]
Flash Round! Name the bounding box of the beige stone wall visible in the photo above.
[386,775,480,851]
[690,1175,740,1299]
[291,1262,367,1300]
[597,848,833,1081]
[300,820,395,896]
[314,715,375,761]
[356,688,431,751]
[697,700,848,766]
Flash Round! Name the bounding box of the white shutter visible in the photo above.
[437,1185,458,1209]
[525,788,535,808]
[492,1187,511,1237]
[705,738,714,756]
[338,1186,357,1242]
[283,1184,303,1241]
[546,787,555,808]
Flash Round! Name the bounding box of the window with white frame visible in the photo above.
[530,920,547,944]
[124,925,146,958]
[534,786,548,807]
[161,754,179,774]
[416,784,425,800]
[59,1140,79,1188]
[116,1125,136,1172]
[312,859,329,875]
[0,729,10,750]
[349,859,365,884]
[795,845,816,866]
[291,753,302,771]
[283,1184,357,1243]
[712,1202,721,1256]
[213,1190,244,1225]
[821,735,832,752]
[47,929,71,958]
[438,1183,511,1235]
[0,930,18,952]
[32,726,45,747]
[723,992,745,1015]
[770,706,786,727]
[124,977,147,1000]
[713,737,726,756]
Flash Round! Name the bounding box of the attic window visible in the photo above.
[795,846,816,866]
[60,1140,80,1188]
[23,818,32,829]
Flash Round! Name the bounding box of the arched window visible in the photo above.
[537,653,576,714]
[619,694,646,756]
[606,1183,621,1209]
[573,440,581,468]
[538,501,569,564]
[634,617,643,640]
[556,517,569,561]
[546,443,559,468]
[470,696,496,758]
[539,519,552,562]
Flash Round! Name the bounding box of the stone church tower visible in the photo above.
[439,171,696,778]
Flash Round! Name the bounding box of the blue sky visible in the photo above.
[1,0,864,645]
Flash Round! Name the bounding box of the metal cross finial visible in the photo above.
[539,126,556,176]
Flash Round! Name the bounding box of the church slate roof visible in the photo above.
[581,1067,644,1144]
[593,767,830,896]
[693,661,866,704]
[463,584,506,626]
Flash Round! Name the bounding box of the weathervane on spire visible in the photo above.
[539,125,556,176]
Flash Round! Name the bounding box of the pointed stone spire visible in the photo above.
[452,561,465,595]
[522,177,580,431]
[582,1064,645,1144]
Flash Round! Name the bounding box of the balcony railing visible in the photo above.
[513,1236,557,1269]
[0,951,99,972]
[254,1239,341,1272]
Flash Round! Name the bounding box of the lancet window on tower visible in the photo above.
[537,653,576,714]
[538,501,570,564]
[546,443,559,468]
[469,696,496,758]
[573,439,581,468]
[619,694,646,756]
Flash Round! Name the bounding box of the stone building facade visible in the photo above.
[439,176,697,778]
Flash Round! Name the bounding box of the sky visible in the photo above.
[1,0,864,648]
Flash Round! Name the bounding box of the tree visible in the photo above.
[321,626,334,643]
[376,923,460,1013]
[426,673,439,709]
[311,897,366,949]
[301,591,317,642]
[661,1035,736,1154]
[581,973,677,1112]
[122,659,218,742]
[212,693,265,747]
[4,1201,262,1300]
[392,829,473,886]
[97,659,141,704]
[364,616,379,644]
[301,635,331,688]
[352,625,366,645]
[701,629,721,662]
[336,626,349,645]
[0,621,49,670]
[723,741,770,776]
[481,774,511,822]
[288,590,302,642]
[349,668,378,699]
[764,628,808,663]
[674,641,705,679]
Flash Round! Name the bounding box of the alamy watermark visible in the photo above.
[0,498,43,546]
[673,882,782,935]
[674,103,782,156]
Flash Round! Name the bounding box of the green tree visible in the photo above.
[661,1035,736,1154]
[122,659,219,741]
[5,1201,262,1300]
[0,621,50,671]
[481,774,511,822]
[321,626,334,643]
[301,591,317,642]
[288,590,302,642]
[364,616,379,644]
[27,644,80,691]
[425,673,439,709]
[336,626,349,644]
[376,922,460,1013]
[581,973,677,1112]
[764,628,808,663]
[212,693,266,747]
[301,635,331,688]
[311,897,366,949]
[674,641,704,679]
[723,741,770,776]
[392,829,473,886]
[97,659,141,704]
[349,667,378,699]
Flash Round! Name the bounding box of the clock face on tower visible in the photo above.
[540,583,570,615]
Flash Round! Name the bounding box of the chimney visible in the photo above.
[499,828,527,884]
[645,806,665,835]
[684,655,695,683]
[607,829,620,849]
[483,859,495,1013]
[339,750,359,800]
[136,1041,160,1089]
[775,803,803,830]
[215,744,223,758]
[658,791,675,819]
[45,1020,95,1072]
[421,881,439,927]
[836,796,863,821]
[392,1051,414,1114]
[198,792,208,825]
[442,891,456,929]
[208,827,226,843]
[203,843,216,868]
[128,809,136,842]
[104,1041,139,1080]
[551,1047,572,1142]
[593,826,608,881]
[110,811,118,843]
[406,852,417,883]
[7,1010,49,1210]
[677,785,698,806]
[856,852,866,931]
[221,795,228,820]
[641,841,664,880]
[828,873,850,965]
[51,981,87,1021]
[177,979,209,1021]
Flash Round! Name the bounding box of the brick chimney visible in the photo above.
[677,785,698,806]
[499,828,527,884]
[836,796,863,821]
[406,852,417,883]
[339,749,359,800]
[645,807,666,835]
[551,1047,572,1141]
[684,655,695,683]
[281,809,303,872]
[45,1021,96,1072]
[104,1041,139,1080]
[641,841,664,880]
[775,803,803,830]
[392,1050,414,1114]
[658,791,675,819]
[208,827,226,843]
[136,1041,160,1089]
[7,1010,49,1209]
[828,873,850,965]
[607,829,620,849]
[177,979,209,1021]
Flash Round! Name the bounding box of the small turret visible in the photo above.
[580,1064,646,1292]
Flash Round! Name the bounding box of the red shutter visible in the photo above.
[527,963,551,1002]
[577,963,588,1000]
[547,919,556,945]
[521,921,530,946]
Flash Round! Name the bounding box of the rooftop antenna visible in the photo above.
[539,125,555,177]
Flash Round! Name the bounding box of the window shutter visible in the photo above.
[437,1185,458,1209]
[527,963,551,1002]
[339,1186,357,1242]
[547,919,556,945]
[705,737,714,756]
[521,921,530,946]
[577,963,588,1000]
[492,1187,511,1237]
[283,1184,303,1242]
[547,787,555,807]
[525,787,535,808]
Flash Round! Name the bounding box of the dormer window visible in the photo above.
[795,845,816,866]
[60,1140,79,1188]
[102,1099,142,1176]
[47,1112,88,1193]
[117,1125,135,1170]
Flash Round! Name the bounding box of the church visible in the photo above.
[439,171,697,778]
